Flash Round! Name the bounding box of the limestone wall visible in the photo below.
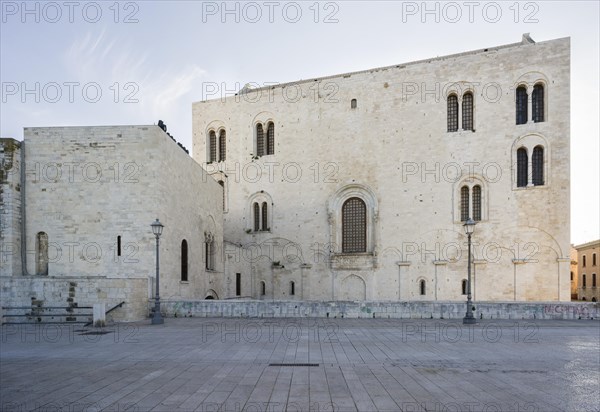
[192,37,571,302]
[0,138,22,277]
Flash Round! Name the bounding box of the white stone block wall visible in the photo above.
[192,37,571,302]
[0,138,22,278]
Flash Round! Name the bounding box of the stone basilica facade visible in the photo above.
[0,35,571,320]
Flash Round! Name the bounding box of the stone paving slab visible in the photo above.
[1,318,599,411]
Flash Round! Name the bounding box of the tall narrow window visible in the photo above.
[36,232,49,276]
[532,84,544,123]
[583,274,587,287]
[290,281,295,296]
[181,240,188,281]
[205,242,209,270]
[236,273,241,296]
[117,235,121,257]
[516,86,528,125]
[209,131,217,162]
[593,253,597,266]
[460,186,470,222]
[583,255,587,267]
[447,94,458,132]
[218,180,225,211]
[419,280,426,296]
[260,281,266,296]
[261,202,268,231]
[205,238,214,271]
[593,273,597,288]
[532,146,544,186]
[461,279,467,295]
[253,202,260,232]
[517,148,528,187]
[256,124,265,157]
[218,130,226,161]
[267,122,275,155]
[342,197,367,253]
[351,99,357,109]
[462,92,473,131]
[472,185,481,221]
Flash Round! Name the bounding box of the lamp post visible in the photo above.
[151,218,164,325]
[463,218,477,325]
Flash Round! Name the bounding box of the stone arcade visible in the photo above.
[0,35,573,321]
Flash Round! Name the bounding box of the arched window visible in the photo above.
[253,202,260,232]
[593,297,597,302]
[419,279,426,296]
[209,131,217,162]
[517,148,528,187]
[532,146,544,186]
[447,94,458,132]
[218,130,226,161]
[290,281,295,296]
[460,186,469,222]
[256,124,265,157]
[36,232,49,276]
[267,122,275,155]
[181,240,188,281]
[593,273,597,288]
[583,274,587,288]
[462,92,473,131]
[260,281,266,296]
[261,202,268,231]
[351,99,357,109]
[461,279,467,295]
[472,185,481,221]
[516,86,528,125]
[532,84,544,123]
[342,197,367,253]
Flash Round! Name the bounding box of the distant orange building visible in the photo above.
[574,240,600,302]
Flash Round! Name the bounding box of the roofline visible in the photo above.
[193,35,570,104]
[574,240,600,250]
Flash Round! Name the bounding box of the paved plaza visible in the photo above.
[1,318,599,411]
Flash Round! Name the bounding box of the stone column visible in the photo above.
[93,303,106,327]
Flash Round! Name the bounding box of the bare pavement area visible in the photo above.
[1,318,599,412]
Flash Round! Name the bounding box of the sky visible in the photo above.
[1,1,598,244]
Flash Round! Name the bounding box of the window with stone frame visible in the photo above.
[267,122,275,155]
[532,146,544,186]
[218,130,226,161]
[516,86,528,125]
[462,92,474,131]
[517,148,528,187]
[209,131,217,162]
[460,186,470,222]
[342,197,367,253]
[532,84,544,123]
[447,94,458,132]
[472,185,481,221]
[256,124,265,157]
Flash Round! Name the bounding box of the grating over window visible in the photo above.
[462,92,473,131]
[532,146,544,186]
[219,130,226,161]
[516,86,528,125]
[460,186,469,222]
[472,185,481,221]
[532,84,544,123]
[209,131,217,162]
[447,94,458,132]
[342,197,367,253]
[267,122,275,155]
[517,148,528,187]
[262,202,268,231]
[257,124,265,156]
[254,202,260,231]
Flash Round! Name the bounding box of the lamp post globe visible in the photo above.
[151,218,164,325]
[463,218,477,325]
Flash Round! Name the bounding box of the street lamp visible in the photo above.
[463,218,477,325]
[151,218,164,325]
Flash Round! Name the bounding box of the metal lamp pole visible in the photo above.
[463,218,476,325]
[151,218,164,325]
